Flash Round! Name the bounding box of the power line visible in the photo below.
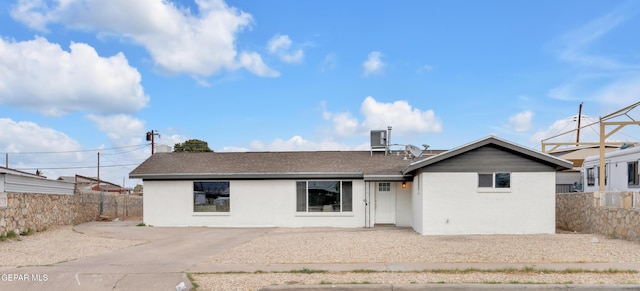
[2,143,150,155]
[101,144,149,156]
[15,163,141,171]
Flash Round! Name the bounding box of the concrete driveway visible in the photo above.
[0,221,272,291]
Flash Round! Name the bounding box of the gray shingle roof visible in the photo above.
[129,151,439,180]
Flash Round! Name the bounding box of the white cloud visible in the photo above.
[87,114,146,147]
[595,76,640,107]
[322,111,360,137]
[360,96,442,135]
[322,96,442,138]
[0,36,148,116]
[363,51,384,76]
[160,134,188,149]
[557,10,630,70]
[238,52,280,77]
[223,97,442,152]
[549,4,640,105]
[509,111,534,132]
[267,34,304,64]
[9,0,58,32]
[0,118,81,154]
[11,0,278,77]
[321,53,337,72]
[247,136,364,152]
[0,118,87,178]
[530,114,607,145]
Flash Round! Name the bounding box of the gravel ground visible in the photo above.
[0,225,145,267]
[208,227,640,264]
[2,225,640,290]
[193,272,640,291]
[197,227,640,290]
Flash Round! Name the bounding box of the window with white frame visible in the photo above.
[478,173,511,189]
[296,181,352,212]
[378,182,391,192]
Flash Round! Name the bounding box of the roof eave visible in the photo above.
[363,174,413,181]
[129,172,365,180]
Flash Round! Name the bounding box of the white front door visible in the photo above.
[375,182,396,224]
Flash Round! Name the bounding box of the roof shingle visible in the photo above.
[129,151,440,180]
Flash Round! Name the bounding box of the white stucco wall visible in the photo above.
[411,175,424,234]
[395,182,412,227]
[419,172,556,235]
[143,179,367,228]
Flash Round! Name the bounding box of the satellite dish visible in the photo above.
[406,144,423,158]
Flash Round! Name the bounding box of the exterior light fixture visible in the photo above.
[401,182,407,189]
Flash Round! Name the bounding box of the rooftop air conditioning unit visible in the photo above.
[370,130,387,150]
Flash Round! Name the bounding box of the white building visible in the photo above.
[129,136,572,235]
[582,145,640,193]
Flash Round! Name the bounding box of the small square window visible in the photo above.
[379,182,391,192]
[478,174,493,188]
[495,173,510,188]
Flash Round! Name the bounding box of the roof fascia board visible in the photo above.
[363,174,412,181]
[130,172,365,180]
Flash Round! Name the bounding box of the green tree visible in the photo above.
[174,139,213,152]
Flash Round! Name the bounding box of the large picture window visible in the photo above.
[478,173,510,189]
[193,181,230,212]
[296,181,352,212]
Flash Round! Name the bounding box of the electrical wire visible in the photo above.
[4,144,150,171]
[1,143,150,155]
[101,144,149,156]
[15,163,141,171]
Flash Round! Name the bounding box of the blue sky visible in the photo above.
[1,0,640,186]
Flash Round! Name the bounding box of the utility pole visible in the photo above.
[576,102,583,144]
[97,152,100,185]
[146,130,161,155]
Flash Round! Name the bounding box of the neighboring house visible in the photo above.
[547,145,620,193]
[1,166,74,196]
[129,136,572,235]
[58,175,126,193]
[582,144,640,193]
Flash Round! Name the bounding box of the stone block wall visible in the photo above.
[557,192,640,242]
[77,190,143,220]
[0,191,143,237]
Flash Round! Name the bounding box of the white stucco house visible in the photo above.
[129,136,572,235]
